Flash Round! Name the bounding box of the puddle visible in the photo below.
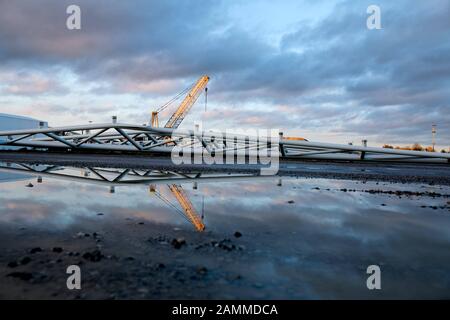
[0,161,449,299]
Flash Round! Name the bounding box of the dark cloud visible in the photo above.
[0,0,269,83]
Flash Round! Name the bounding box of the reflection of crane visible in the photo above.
[151,75,209,129]
[149,184,205,232]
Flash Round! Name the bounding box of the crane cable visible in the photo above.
[155,81,196,113]
[201,195,205,220]
[204,87,208,112]
[153,188,192,224]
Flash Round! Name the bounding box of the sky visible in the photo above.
[0,0,449,149]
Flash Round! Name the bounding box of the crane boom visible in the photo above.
[168,184,205,231]
[149,184,205,232]
[164,75,209,129]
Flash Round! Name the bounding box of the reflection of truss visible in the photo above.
[0,162,266,232]
[1,123,449,163]
[0,162,275,232]
[0,162,266,187]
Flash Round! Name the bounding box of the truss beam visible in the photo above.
[0,123,449,164]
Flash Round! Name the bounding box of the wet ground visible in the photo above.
[0,154,449,299]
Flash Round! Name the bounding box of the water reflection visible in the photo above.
[1,161,450,298]
[0,161,274,232]
[0,161,449,235]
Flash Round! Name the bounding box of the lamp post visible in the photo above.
[432,124,436,152]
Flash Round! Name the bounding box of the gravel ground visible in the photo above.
[0,219,259,300]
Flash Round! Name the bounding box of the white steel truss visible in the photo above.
[0,123,449,164]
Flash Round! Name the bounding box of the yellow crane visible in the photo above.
[149,184,205,232]
[151,75,209,129]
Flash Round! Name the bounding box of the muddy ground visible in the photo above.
[0,217,262,299]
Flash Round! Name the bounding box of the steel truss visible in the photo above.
[0,123,449,164]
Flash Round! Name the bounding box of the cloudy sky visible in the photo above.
[0,0,448,149]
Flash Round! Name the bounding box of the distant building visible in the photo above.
[0,113,48,150]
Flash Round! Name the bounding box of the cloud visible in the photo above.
[0,0,448,147]
[0,69,68,95]
[0,0,269,83]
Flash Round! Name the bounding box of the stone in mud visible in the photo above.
[20,257,32,265]
[234,231,242,238]
[7,261,18,268]
[171,238,186,249]
[7,272,33,281]
[82,250,103,262]
[30,247,42,254]
[52,247,63,253]
[213,239,234,251]
[197,267,208,275]
[287,200,295,204]
[77,232,91,238]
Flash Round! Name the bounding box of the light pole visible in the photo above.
[432,124,436,152]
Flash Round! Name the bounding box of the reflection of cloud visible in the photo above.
[0,173,449,297]
[84,203,186,227]
[0,178,193,228]
[0,199,67,226]
[0,171,31,183]
[200,180,450,298]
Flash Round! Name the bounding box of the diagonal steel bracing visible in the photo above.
[0,123,449,164]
